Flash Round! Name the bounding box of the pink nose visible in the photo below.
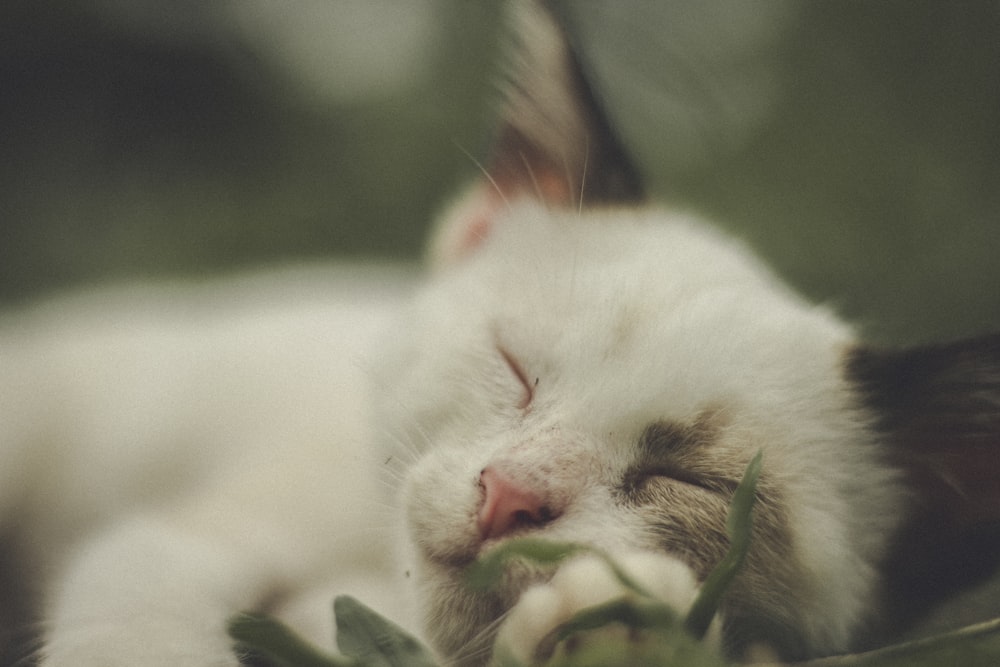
[477,466,558,540]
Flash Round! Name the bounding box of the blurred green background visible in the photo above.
[1,0,998,346]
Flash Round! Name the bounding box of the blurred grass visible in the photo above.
[229,458,1000,667]
[1,0,998,347]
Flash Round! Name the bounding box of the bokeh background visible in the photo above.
[2,1,999,346]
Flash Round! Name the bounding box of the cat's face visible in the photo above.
[379,200,901,662]
[374,2,1000,662]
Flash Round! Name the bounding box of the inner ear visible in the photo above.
[847,334,1000,635]
[428,2,644,268]
[490,1,644,209]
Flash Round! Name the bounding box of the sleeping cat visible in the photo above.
[3,1,999,665]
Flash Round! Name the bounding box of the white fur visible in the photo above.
[1,265,412,664]
[0,200,904,665]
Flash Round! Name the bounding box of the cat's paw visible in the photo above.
[493,551,721,666]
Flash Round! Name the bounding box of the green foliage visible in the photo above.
[333,596,439,667]
[228,613,350,667]
[466,538,586,592]
[476,542,730,667]
[229,454,761,666]
[799,619,1000,667]
[228,597,439,667]
[227,451,1000,666]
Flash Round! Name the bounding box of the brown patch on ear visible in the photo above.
[847,334,1000,634]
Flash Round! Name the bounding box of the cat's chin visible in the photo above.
[419,550,559,667]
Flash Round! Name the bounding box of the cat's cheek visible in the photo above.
[403,450,485,567]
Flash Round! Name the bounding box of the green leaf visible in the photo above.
[554,597,679,641]
[334,595,440,667]
[795,618,1000,667]
[684,450,762,640]
[541,637,724,667]
[546,597,728,667]
[466,538,584,591]
[228,613,353,667]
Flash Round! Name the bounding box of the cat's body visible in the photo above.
[2,2,999,665]
[1,266,412,663]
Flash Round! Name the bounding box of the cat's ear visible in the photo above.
[847,334,1000,629]
[429,0,644,267]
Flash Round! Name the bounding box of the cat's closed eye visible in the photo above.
[622,462,716,497]
[622,422,731,496]
[497,346,535,410]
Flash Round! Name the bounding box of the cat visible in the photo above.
[2,1,999,665]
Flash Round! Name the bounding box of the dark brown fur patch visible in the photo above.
[617,412,803,658]
[847,333,1000,636]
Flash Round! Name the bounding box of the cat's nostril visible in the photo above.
[512,507,552,526]
[477,467,558,540]
[512,509,533,524]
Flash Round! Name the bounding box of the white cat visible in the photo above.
[2,2,998,666]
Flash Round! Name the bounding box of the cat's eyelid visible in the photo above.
[497,346,534,410]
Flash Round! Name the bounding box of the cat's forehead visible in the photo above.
[404,203,852,434]
[438,201,813,340]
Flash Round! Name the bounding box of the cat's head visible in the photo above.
[377,2,1000,663]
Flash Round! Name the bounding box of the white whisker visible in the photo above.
[453,140,512,213]
[519,150,546,207]
[559,149,575,209]
[444,610,510,667]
